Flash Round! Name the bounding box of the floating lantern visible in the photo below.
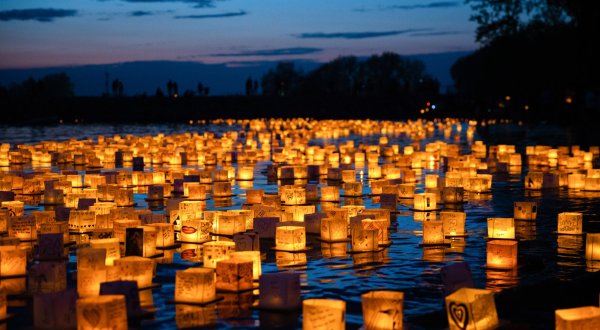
[175,267,216,302]
[351,227,378,252]
[281,186,306,205]
[113,256,154,289]
[179,219,211,243]
[215,213,245,235]
[9,215,37,241]
[425,174,438,189]
[203,241,236,269]
[89,238,121,266]
[303,299,346,330]
[183,182,206,200]
[33,290,78,329]
[231,251,261,280]
[0,245,26,277]
[213,182,232,197]
[555,306,600,329]
[568,173,586,189]
[115,189,134,207]
[77,295,128,330]
[77,248,106,271]
[341,170,356,183]
[237,166,254,181]
[445,287,498,330]
[276,225,306,251]
[487,240,518,269]
[233,232,260,251]
[423,221,445,245]
[487,218,515,239]
[343,182,362,197]
[586,233,600,260]
[253,217,279,239]
[361,291,404,330]
[414,193,437,211]
[368,165,382,179]
[148,223,175,247]
[2,200,24,217]
[557,212,583,235]
[585,177,600,191]
[514,202,537,221]
[398,184,415,199]
[258,272,301,310]
[379,194,398,211]
[327,168,342,181]
[320,186,340,202]
[321,218,347,242]
[216,259,253,292]
[361,219,387,245]
[442,187,464,204]
[441,212,466,237]
[246,189,264,204]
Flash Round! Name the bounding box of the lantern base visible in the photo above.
[144,197,168,201]
[271,246,312,253]
[419,240,452,247]
[409,208,442,212]
[316,237,350,243]
[18,191,44,196]
[341,194,367,198]
[253,302,302,312]
[216,282,259,293]
[168,295,225,306]
[347,246,386,254]
[445,233,469,238]
[485,237,518,241]
[38,201,65,206]
[481,264,518,271]
[156,243,182,250]
[551,231,585,236]
[117,202,137,207]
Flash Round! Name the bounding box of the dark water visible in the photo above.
[1,121,599,329]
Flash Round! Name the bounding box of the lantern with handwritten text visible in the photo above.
[487,218,515,239]
[487,240,518,269]
[303,299,346,330]
[175,267,216,303]
[557,212,583,235]
[445,288,498,330]
[77,295,127,330]
[361,290,404,330]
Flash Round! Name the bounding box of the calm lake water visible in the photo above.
[1,120,599,329]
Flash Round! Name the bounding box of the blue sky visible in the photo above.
[0,0,477,69]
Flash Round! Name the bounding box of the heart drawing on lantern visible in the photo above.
[82,306,102,327]
[449,302,469,330]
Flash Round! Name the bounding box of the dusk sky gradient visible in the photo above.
[0,0,478,69]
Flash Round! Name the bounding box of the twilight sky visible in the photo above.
[0,0,478,69]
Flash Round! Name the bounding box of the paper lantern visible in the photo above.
[368,165,382,179]
[253,217,279,239]
[89,237,121,266]
[487,240,518,269]
[397,184,415,199]
[183,182,206,200]
[213,182,232,197]
[97,184,118,202]
[445,288,498,330]
[555,306,600,329]
[584,177,600,191]
[176,304,217,328]
[303,299,346,330]
[513,201,537,221]
[425,174,438,189]
[147,185,165,200]
[276,225,306,251]
[414,193,437,211]
[77,248,107,271]
[281,186,306,206]
[2,200,24,217]
[113,256,154,289]
[77,295,128,330]
[115,188,134,207]
[351,227,378,252]
[441,212,466,237]
[423,221,445,245]
[237,166,254,181]
[258,272,301,310]
[43,189,64,205]
[442,187,464,204]
[246,189,264,204]
[179,220,211,243]
[125,226,157,257]
[320,186,340,202]
[321,218,347,242]
[557,212,583,235]
[0,245,26,276]
[487,218,515,239]
[341,170,356,183]
[361,291,404,330]
[9,215,37,241]
[112,219,142,243]
[215,213,245,235]
[148,223,175,247]
[231,251,261,280]
[175,267,216,303]
[216,259,253,292]
[203,241,236,268]
[361,218,387,245]
[586,233,600,260]
[233,232,260,251]
[28,260,67,294]
[33,290,78,329]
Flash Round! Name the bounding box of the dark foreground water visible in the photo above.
[1,120,599,329]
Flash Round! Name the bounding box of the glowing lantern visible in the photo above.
[276,225,306,251]
[89,238,121,266]
[216,259,253,292]
[369,165,382,179]
[585,177,600,191]
[568,173,586,189]
[66,174,83,188]
[246,189,264,204]
[115,189,134,207]
[343,182,362,197]
[425,174,438,189]
[233,232,260,251]
[215,213,245,235]
[258,272,301,310]
[414,193,437,211]
[423,221,445,245]
[320,218,347,242]
[77,248,106,271]
[557,212,583,235]
[441,212,466,237]
[231,251,261,280]
[213,182,232,197]
[77,295,127,330]
[9,215,37,241]
[203,241,236,268]
[43,189,64,205]
[555,306,600,329]
[487,240,517,269]
[327,168,342,181]
[341,170,356,183]
[303,299,346,330]
[175,267,216,303]
[320,186,340,202]
[237,166,254,181]
[179,219,210,243]
[113,256,154,289]
[0,245,26,276]
[445,288,498,330]
[398,184,415,199]
[442,187,464,204]
[183,182,206,200]
[2,201,24,217]
[351,227,378,252]
[148,223,175,247]
[361,291,404,330]
[586,233,600,260]
[361,218,387,245]
[513,202,537,221]
[487,218,515,239]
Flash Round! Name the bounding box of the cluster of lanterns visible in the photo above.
[0,117,598,329]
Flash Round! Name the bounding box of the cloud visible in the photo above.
[295,29,429,39]
[174,10,246,19]
[115,0,220,8]
[386,2,460,10]
[129,10,154,17]
[0,8,77,22]
[410,31,462,37]
[212,47,322,57]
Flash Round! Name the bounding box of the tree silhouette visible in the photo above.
[167,80,173,97]
[197,82,204,96]
[245,77,253,96]
[7,73,75,98]
[261,62,303,96]
[111,79,124,97]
